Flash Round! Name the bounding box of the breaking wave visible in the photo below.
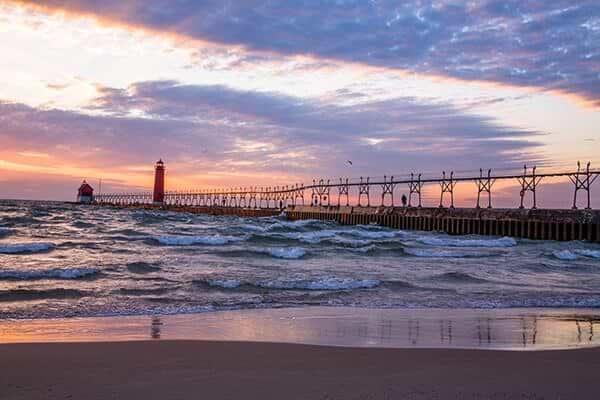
[417,236,517,248]
[0,267,100,281]
[203,277,381,291]
[553,250,578,261]
[404,247,477,258]
[253,228,398,245]
[552,249,600,261]
[153,234,244,246]
[258,247,307,259]
[0,242,55,254]
[268,230,338,244]
[575,249,600,259]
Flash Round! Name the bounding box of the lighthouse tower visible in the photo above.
[153,159,165,204]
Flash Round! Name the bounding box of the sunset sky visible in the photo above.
[0,1,598,206]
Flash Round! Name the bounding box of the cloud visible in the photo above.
[11,0,600,106]
[0,79,545,199]
[12,79,543,173]
[45,82,71,90]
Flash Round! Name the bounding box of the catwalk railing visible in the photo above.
[95,162,599,210]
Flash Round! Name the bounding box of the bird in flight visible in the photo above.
[346,160,353,166]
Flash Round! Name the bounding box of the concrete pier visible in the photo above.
[286,205,600,242]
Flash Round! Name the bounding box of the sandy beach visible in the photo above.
[1,341,599,400]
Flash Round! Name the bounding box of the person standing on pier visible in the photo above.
[401,194,408,207]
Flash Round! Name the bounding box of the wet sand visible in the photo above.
[2,307,599,350]
[2,341,599,400]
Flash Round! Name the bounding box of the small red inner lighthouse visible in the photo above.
[153,159,165,204]
[77,180,94,203]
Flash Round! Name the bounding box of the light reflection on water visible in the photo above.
[1,307,599,351]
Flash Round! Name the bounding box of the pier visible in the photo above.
[287,205,600,242]
[92,160,600,242]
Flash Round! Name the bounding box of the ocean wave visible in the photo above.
[552,250,578,261]
[346,229,398,240]
[207,278,242,289]
[238,224,269,232]
[106,228,147,237]
[427,272,488,283]
[272,230,338,244]
[326,237,373,248]
[0,227,12,237]
[72,221,95,229]
[202,277,381,291]
[575,249,600,259]
[348,245,377,254]
[416,236,517,248]
[152,234,244,246]
[126,262,162,274]
[115,287,173,296]
[0,267,100,280]
[0,288,87,302]
[259,277,381,290]
[260,247,307,259]
[268,219,321,229]
[404,247,474,258]
[0,242,55,254]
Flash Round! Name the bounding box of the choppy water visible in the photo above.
[1,200,600,319]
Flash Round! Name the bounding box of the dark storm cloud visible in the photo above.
[15,0,600,105]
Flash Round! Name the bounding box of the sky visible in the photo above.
[0,0,599,207]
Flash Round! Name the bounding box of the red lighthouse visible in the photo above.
[77,180,94,204]
[153,159,165,204]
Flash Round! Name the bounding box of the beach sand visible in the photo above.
[1,341,599,400]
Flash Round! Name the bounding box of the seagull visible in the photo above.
[346,160,353,166]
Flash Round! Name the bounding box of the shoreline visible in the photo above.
[2,341,600,399]
[2,306,599,351]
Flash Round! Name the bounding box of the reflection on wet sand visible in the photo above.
[1,307,599,350]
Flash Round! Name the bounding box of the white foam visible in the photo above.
[552,250,577,261]
[404,247,471,258]
[257,277,381,290]
[0,267,99,280]
[417,236,517,248]
[154,234,243,246]
[264,247,307,259]
[0,242,55,254]
[207,279,242,289]
[575,249,600,259]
